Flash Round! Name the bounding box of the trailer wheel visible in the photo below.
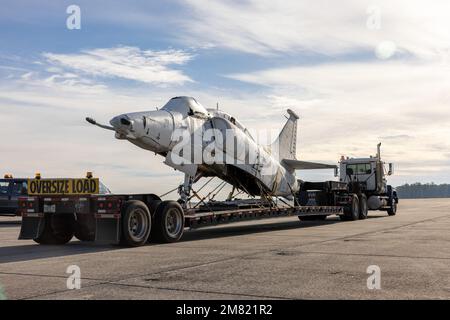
[33,214,74,245]
[148,200,161,217]
[387,199,397,216]
[341,194,359,221]
[146,200,161,243]
[121,200,151,247]
[359,194,368,220]
[74,227,95,242]
[152,201,184,243]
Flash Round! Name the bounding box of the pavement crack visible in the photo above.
[108,282,291,300]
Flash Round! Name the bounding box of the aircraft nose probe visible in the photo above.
[85,117,115,131]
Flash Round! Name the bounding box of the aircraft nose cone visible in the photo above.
[110,115,132,130]
[120,118,131,126]
[109,116,120,129]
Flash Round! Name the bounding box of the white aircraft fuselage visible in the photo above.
[89,96,335,199]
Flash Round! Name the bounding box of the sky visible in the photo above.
[0,0,450,196]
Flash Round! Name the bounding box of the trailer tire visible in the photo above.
[359,194,368,220]
[146,200,161,243]
[387,199,397,216]
[33,214,74,245]
[152,201,184,243]
[74,227,95,242]
[341,194,359,221]
[120,200,151,247]
[148,200,161,217]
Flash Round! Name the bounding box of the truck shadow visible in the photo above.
[0,219,21,227]
[175,216,344,243]
[0,242,120,264]
[175,215,388,243]
[0,215,390,263]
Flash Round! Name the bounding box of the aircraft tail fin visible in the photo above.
[270,109,299,160]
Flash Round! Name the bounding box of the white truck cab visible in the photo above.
[338,143,398,215]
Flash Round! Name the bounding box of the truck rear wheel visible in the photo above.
[33,214,74,245]
[152,201,184,243]
[121,200,151,247]
[387,199,397,216]
[359,194,368,220]
[341,194,359,221]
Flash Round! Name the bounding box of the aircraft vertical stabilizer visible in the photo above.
[270,109,299,161]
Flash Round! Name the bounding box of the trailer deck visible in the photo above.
[15,175,383,246]
[185,205,343,228]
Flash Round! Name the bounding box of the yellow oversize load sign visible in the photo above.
[27,178,99,195]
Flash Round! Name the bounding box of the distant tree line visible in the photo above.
[396,183,450,199]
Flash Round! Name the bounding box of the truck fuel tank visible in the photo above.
[368,195,388,210]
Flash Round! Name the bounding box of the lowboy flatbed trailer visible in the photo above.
[17,179,362,247]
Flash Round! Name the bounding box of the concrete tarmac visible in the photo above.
[0,199,449,299]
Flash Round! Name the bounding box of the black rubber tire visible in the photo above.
[146,200,161,243]
[340,194,360,221]
[152,201,184,243]
[148,200,162,217]
[120,200,151,247]
[359,194,368,220]
[387,199,397,216]
[298,215,327,221]
[33,214,74,245]
[74,226,95,242]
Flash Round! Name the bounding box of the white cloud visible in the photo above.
[179,0,450,59]
[43,46,194,86]
[3,1,450,188]
[224,59,450,184]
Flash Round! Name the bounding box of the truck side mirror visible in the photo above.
[346,168,353,176]
[388,163,394,175]
[334,167,339,177]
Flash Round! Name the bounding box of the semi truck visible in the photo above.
[17,146,398,247]
[338,143,398,218]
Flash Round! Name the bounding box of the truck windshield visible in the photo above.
[11,181,27,196]
[347,163,371,175]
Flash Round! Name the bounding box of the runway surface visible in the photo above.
[0,199,449,299]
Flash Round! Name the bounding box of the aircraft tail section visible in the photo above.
[270,109,299,161]
[269,109,337,173]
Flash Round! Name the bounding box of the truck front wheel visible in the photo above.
[121,200,152,247]
[341,194,359,221]
[387,199,397,216]
[152,201,184,243]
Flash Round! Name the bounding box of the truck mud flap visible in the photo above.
[95,215,121,244]
[19,216,45,240]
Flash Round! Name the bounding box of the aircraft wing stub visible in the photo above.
[282,159,337,170]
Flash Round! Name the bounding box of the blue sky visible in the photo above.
[1,0,450,195]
